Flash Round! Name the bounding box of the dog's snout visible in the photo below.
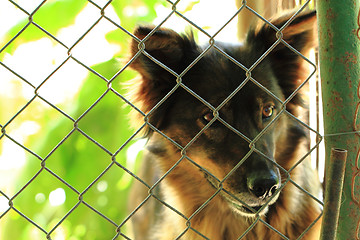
[247,172,279,199]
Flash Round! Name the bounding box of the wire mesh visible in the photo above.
[0,0,323,239]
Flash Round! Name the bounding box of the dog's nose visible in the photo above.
[247,173,279,199]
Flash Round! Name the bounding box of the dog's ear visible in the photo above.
[130,26,194,79]
[129,26,198,134]
[248,10,317,105]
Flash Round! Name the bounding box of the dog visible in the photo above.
[127,9,322,240]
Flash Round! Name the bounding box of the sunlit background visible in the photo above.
[0,0,322,239]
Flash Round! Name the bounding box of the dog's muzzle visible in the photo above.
[202,168,281,217]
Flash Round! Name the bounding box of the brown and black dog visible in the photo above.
[128,10,322,240]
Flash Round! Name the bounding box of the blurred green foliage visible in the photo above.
[0,0,161,239]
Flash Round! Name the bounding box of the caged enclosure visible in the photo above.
[0,0,359,239]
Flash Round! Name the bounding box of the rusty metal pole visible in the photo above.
[316,1,360,239]
[320,148,347,240]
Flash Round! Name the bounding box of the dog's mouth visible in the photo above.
[202,171,273,217]
[230,202,267,217]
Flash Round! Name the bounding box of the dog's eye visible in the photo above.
[262,105,275,119]
[203,112,215,123]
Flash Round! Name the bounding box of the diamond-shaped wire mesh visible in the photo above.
[0,0,323,239]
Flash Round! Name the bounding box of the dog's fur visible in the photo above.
[128,10,322,240]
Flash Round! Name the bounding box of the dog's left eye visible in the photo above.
[203,112,215,123]
[262,105,275,119]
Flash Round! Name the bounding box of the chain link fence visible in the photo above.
[0,0,323,239]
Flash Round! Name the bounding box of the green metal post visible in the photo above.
[316,1,360,239]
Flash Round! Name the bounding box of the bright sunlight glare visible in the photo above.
[0,196,9,212]
[49,188,66,207]
[154,0,238,43]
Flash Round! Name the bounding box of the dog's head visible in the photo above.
[129,10,317,217]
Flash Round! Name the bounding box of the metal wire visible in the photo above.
[0,0,324,239]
